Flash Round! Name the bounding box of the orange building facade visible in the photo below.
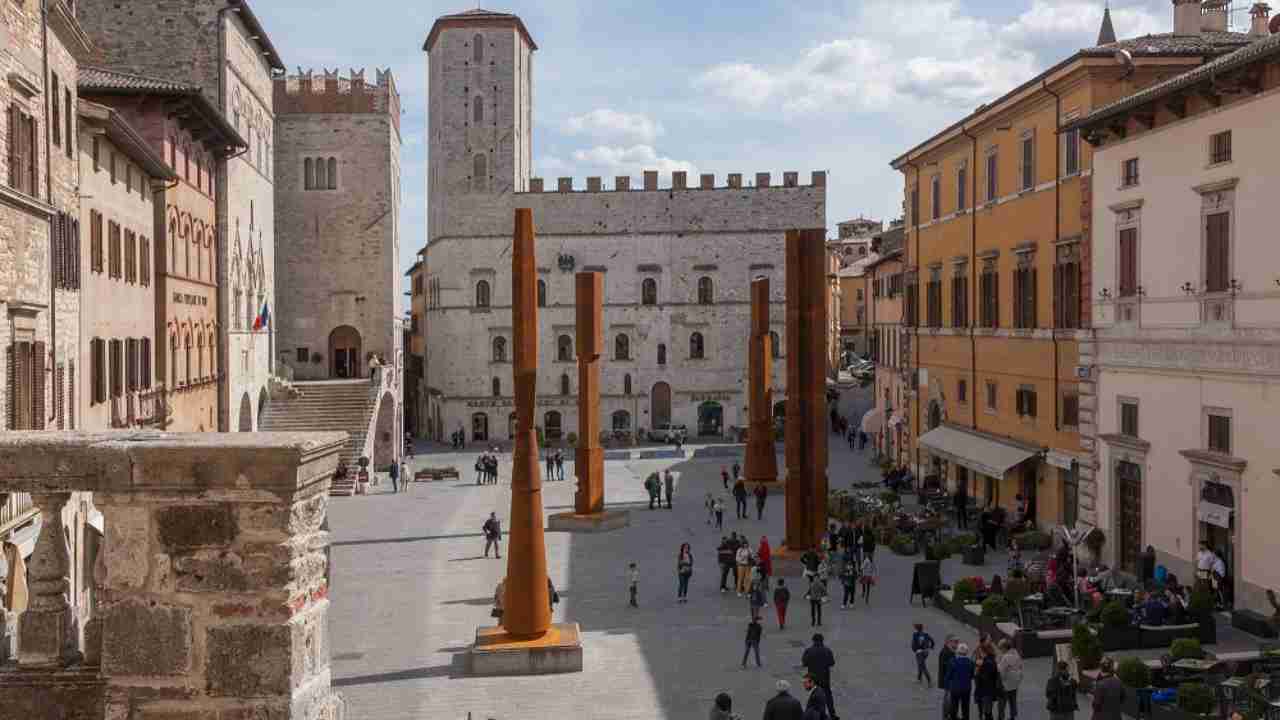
[891,6,1252,529]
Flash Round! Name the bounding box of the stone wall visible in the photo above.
[0,431,347,720]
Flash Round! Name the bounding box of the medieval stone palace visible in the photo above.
[421,9,826,444]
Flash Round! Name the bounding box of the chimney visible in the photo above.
[1251,2,1273,36]
[1173,0,1202,35]
[1202,0,1229,32]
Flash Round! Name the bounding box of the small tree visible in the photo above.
[1176,682,1215,715]
[1071,624,1103,671]
[1100,599,1130,629]
[1170,638,1203,660]
[1117,657,1152,689]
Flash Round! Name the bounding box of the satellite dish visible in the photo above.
[1270,14,1280,34]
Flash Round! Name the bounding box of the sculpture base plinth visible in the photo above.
[547,510,630,533]
[469,623,584,676]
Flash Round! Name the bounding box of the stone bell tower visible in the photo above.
[424,9,537,244]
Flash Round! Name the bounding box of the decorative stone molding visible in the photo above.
[1191,178,1239,195]
[1178,448,1247,474]
[1108,198,1144,212]
[1098,433,1152,453]
[1097,340,1280,376]
[692,264,719,271]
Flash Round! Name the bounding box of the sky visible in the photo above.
[250,0,1243,282]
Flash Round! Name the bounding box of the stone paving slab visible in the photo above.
[329,389,1078,720]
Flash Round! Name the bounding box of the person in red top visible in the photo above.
[758,536,774,584]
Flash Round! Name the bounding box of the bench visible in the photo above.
[1232,609,1279,639]
[1139,623,1201,649]
[414,466,460,482]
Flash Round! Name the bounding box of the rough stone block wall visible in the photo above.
[274,112,399,383]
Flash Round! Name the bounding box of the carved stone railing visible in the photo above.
[0,431,347,720]
[0,491,37,535]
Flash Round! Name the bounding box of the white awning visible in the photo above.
[918,425,1039,478]
[861,409,884,434]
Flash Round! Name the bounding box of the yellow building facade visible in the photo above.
[891,10,1251,529]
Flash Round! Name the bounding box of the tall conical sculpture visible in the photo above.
[744,276,778,486]
[783,228,829,552]
[574,271,605,516]
[502,208,551,638]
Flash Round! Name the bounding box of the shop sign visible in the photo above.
[173,292,209,307]
[1197,501,1232,529]
[1046,450,1076,470]
[688,392,735,402]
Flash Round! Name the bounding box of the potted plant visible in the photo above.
[1187,583,1217,645]
[953,577,981,606]
[356,455,371,494]
[1071,624,1103,673]
[566,432,578,447]
[925,542,953,563]
[1169,638,1203,661]
[981,594,1012,622]
[1176,681,1216,717]
[1100,599,1139,650]
[891,534,918,556]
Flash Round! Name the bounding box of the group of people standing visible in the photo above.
[474,452,500,484]
[645,470,677,509]
[544,450,567,482]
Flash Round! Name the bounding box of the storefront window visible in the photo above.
[1061,467,1078,529]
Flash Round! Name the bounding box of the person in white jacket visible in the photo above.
[996,639,1024,720]
[735,545,752,596]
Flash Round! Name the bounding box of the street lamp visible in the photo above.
[1058,521,1094,611]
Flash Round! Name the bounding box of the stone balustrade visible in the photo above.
[0,431,347,720]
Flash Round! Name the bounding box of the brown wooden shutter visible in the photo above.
[27,113,38,197]
[6,106,18,189]
[1205,213,1229,292]
[55,363,65,429]
[32,341,45,429]
[1029,268,1038,329]
[5,345,14,429]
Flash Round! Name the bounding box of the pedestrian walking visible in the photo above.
[838,521,856,556]
[721,466,730,490]
[664,470,676,509]
[996,639,1022,720]
[645,473,661,510]
[548,577,560,615]
[399,461,410,492]
[388,461,399,492]
[805,575,826,627]
[757,536,773,588]
[763,680,803,720]
[677,543,694,603]
[754,483,768,520]
[628,562,640,608]
[1090,658,1125,720]
[705,492,716,524]
[817,555,831,596]
[940,636,958,720]
[545,452,555,482]
[847,429,856,451]
[482,512,502,559]
[714,496,725,529]
[912,623,936,686]
[717,536,734,593]
[554,450,565,481]
[974,645,1001,720]
[710,692,741,720]
[732,478,748,519]
[475,456,485,484]
[1044,661,1078,720]
[955,484,969,529]
[861,524,877,564]
[732,461,741,481]
[839,559,857,609]
[749,576,766,621]
[774,578,791,630]
[946,644,976,720]
[735,543,751,596]
[801,634,838,720]
[859,556,877,605]
[800,547,821,585]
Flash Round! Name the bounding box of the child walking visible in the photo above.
[859,556,877,605]
[840,558,858,609]
[705,492,716,525]
[628,562,639,608]
[713,497,725,530]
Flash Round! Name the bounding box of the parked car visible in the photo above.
[648,424,688,443]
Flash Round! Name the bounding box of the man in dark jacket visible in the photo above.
[939,635,958,720]
[763,679,805,720]
[803,673,831,719]
[1044,661,1078,719]
[1091,658,1126,720]
[732,478,749,519]
[717,537,735,593]
[742,617,763,667]
[801,634,838,720]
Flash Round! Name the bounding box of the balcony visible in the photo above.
[0,492,37,536]
[0,431,348,720]
[108,388,172,429]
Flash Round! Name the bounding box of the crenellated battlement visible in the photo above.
[274,68,401,132]
[522,170,825,194]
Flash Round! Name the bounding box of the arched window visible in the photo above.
[560,373,570,396]
[184,333,192,384]
[472,33,484,63]
[614,334,629,361]
[697,276,714,305]
[473,95,484,124]
[623,373,632,395]
[473,153,487,192]
[641,277,657,305]
[315,156,327,190]
[492,377,501,397]
[557,335,572,362]
[537,279,547,307]
[197,332,205,379]
[170,335,178,387]
[690,332,705,359]
[475,280,490,308]
[770,331,782,359]
[327,157,337,190]
[492,336,507,362]
[657,343,666,365]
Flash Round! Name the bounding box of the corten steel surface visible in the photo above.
[575,272,605,515]
[783,229,829,552]
[503,208,552,638]
[744,276,778,486]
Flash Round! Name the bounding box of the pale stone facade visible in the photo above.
[423,11,826,443]
[76,0,286,432]
[1079,42,1280,614]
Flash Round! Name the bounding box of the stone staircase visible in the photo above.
[258,380,375,496]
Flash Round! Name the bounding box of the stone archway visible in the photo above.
[372,391,396,468]
[328,325,362,379]
[237,392,252,432]
[650,381,672,428]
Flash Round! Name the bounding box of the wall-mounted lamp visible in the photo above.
[1136,286,1147,298]
[1181,281,1197,296]
[1229,279,1243,297]
[1098,288,1112,301]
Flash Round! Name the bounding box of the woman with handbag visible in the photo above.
[677,543,694,603]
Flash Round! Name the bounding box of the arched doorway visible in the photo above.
[544,411,563,441]
[237,392,252,432]
[258,386,269,423]
[698,401,723,437]
[650,381,672,428]
[507,412,516,439]
[329,325,362,379]
[471,412,489,442]
[372,391,396,468]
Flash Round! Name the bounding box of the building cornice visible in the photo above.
[1178,448,1247,474]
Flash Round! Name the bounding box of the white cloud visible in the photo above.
[694,0,1169,116]
[564,109,665,144]
[571,145,697,177]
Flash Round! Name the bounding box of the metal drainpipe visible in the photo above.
[216,2,234,431]
[41,0,57,424]
[961,125,978,433]
[1044,80,1063,433]
[905,158,921,476]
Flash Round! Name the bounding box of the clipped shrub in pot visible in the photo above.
[1071,624,1103,671]
[981,594,1012,622]
[1176,682,1215,716]
[1117,657,1152,689]
[1170,638,1203,661]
